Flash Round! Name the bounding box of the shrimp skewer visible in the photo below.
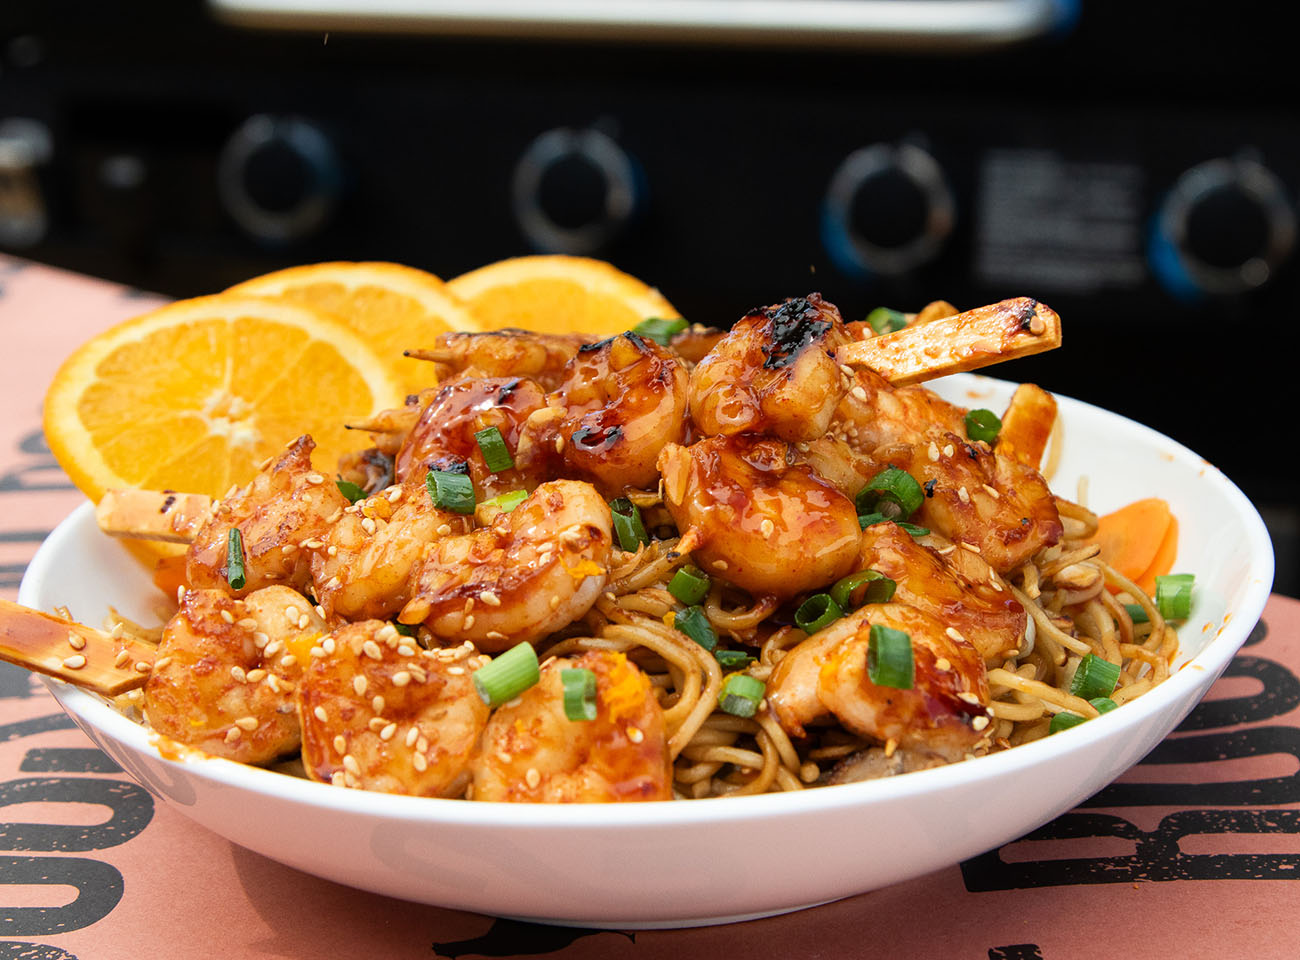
[0,598,156,696]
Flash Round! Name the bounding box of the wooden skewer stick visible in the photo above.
[0,598,157,696]
[837,297,1062,386]
[95,489,212,543]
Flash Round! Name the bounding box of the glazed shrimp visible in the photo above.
[766,601,991,762]
[873,434,1062,574]
[833,365,968,452]
[407,329,592,390]
[394,376,558,499]
[400,479,613,651]
[856,521,1027,662]
[689,293,851,442]
[144,585,326,764]
[297,621,490,796]
[186,436,350,597]
[309,472,472,623]
[546,331,689,495]
[657,435,860,600]
[471,650,672,802]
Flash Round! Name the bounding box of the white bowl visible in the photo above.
[19,374,1274,928]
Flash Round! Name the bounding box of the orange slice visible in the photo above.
[44,294,404,504]
[445,255,681,337]
[226,261,480,395]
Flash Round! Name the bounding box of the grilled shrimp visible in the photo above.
[394,376,558,499]
[874,434,1062,573]
[834,366,968,452]
[415,329,592,390]
[766,601,991,762]
[297,621,490,796]
[186,436,349,597]
[657,436,860,600]
[400,480,613,651]
[470,650,672,802]
[546,332,689,496]
[309,473,472,622]
[856,521,1026,662]
[144,586,326,764]
[689,293,850,442]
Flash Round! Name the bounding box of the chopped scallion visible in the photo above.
[1124,603,1150,625]
[830,569,896,610]
[561,667,598,721]
[1090,697,1119,714]
[674,605,718,652]
[714,648,756,669]
[1049,711,1087,734]
[866,307,907,336]
[483,489,528,513]
[964,408,1002,444]
[794,593,843,634]
[426,469,476,514]
[609,497,650,551]
[632,316,689,345]
[1156,573,1195,620]
[226,528,246,591]
[474,426,515,473]
[718,673,765,718]
[335,477,367,504]
[1068,653,1121,700]
[867,624,914,689]
[472,641,540,707]
[856,467,924,522]
[668,565,711,606]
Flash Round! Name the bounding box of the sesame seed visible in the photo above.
[447,666,465,676]
[387,487,403,503]
[372,695,386,714]
[417,736,429,752]
[331,771,346,787]
[392,671,412,687]
[713,560,729,571]
[333,735,347,754]
[972,716,990,731]
[327,545,338,557]
[353,675,368,696]
[284,605,299,623]
[943,444,954,457]
[362,640,384,660]
[315,605,326,618]
[760,518,775,537]
[235,716,258,731]
[297,615,309,629]
[110,622,125,639]
[253,631,270,647]
[225,727,242,743]
[220,610,235,624]
[231,666,247,683]
[627,725,644,744]
[306,472,325,485]
[263,640,283,657]
[246,668,268,683]
[322,637,336,654]
[961,541,982,554]
[928,442,940,461]
[343,770,360,788]
[114,650,131,668]
[525,768,541,788]
[958,692,981,705]
[839,363,854,377]
[554,435,565,453]
[957,486,970,503]
[280,544,297,555]
[406,727,420,747]
[436,524,452,537]
[990,579,1004,592]
[266,674,282,693]
[380,723,397,741]
[368,717,388,732]
[935,657,952,671]
[62,654,87,670]
[485,630,508,641]
[982,484,1001,499]
[342,754,361,776]
[310,646,326,658]
[851,386,868,401]
[361,517,377,535]
[154,656,173,670]
[412,753,428,772]
[314,706,329,722]
[479,590,501,607]
[66,631,85,650]
[408,666,428,683]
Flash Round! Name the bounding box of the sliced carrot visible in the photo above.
[1135,515,1179,596]
[1085,498,1174,587]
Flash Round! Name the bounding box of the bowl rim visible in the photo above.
[21,374,1276,830]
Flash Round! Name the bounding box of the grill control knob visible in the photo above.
[512,127,640,254]
[822,142,954,277]
[217,115,341,245]
[1150,155,1296,297]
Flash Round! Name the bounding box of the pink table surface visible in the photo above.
[2,253,1298,959]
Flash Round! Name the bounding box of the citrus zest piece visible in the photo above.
[446,255,680,337]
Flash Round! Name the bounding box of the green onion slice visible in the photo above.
[867,624,914,689]
[897,521,930,538]
[674,605,718,652]
[794,593,844,634]
[474,426,515,474]
[472,641,540,707]
[609,497,650,551]
[483,489,528,513]
[830,570,896,610]
[1156,573,1195,620]
[856,467,924,522]
[561,667,598,721]
[1049,711,1087,734]
[859,513,931,539]
[1124,603,1150,625]
[1090,697,1119,714]
[226,528,247,590]
[426,469,476,514]
[714,648,756,669]
[1068,653,1121,700]
[866,307,907,336]
[964,408,1002,444]
[335,477,367,504]
[668,565,711,606]
[718,673,765,718]
[632,316,689,345]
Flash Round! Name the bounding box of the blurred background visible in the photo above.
[1,0,1296,594]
